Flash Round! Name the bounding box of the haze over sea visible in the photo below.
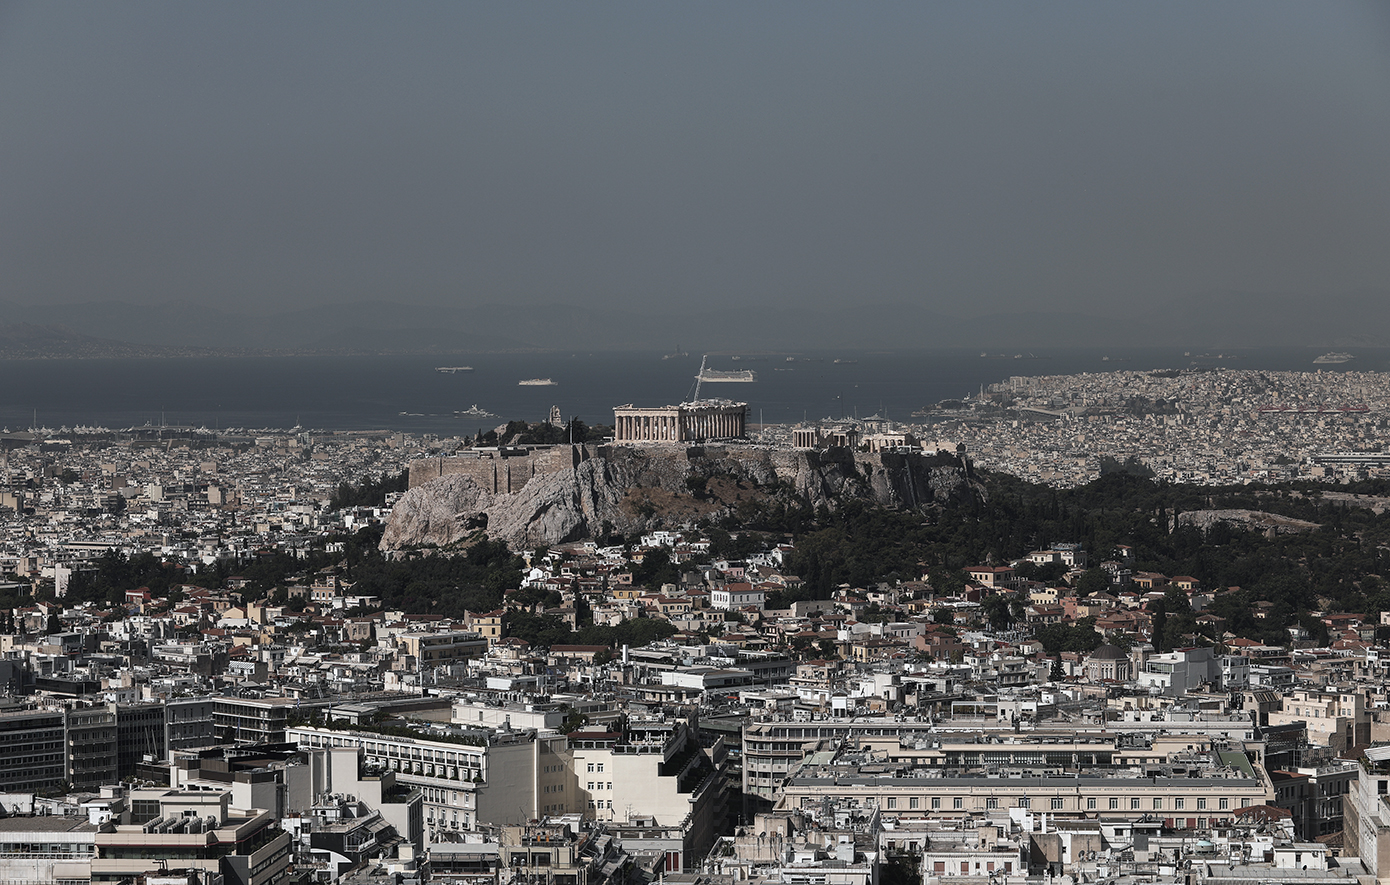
[1,347,1384,436]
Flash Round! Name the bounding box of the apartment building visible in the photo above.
[778,766,1271,828]
[397,631,489,668]
[66,705,118,789]
[0,709,68,793]
[1267,689,1370,754]
[568,720,730,871]
[213,696,299,745]
[287,724,572,837]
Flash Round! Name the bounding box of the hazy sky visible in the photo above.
[2,2,1388,317]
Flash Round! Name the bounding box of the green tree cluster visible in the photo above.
[329,470,409,510]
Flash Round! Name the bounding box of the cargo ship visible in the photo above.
[696,368,756,382]
[1313,352,1354,364]
[435,366,474,373]
[518,378,558,386]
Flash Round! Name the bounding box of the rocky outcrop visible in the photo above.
[381,445,980,550]
[1177,508,1320,535]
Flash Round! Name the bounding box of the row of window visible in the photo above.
[422,788,462,805]
[297,734,486,769]
[585,763,606,773]
[882,795,1244,811]
[587,782,612,791]
[931,861,1012,874]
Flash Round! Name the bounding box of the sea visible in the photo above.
[1,346,1385,436]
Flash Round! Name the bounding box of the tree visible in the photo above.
[1074,568,1110,597]
[46,612,62,635]
[1098,455,1156,479]
[1150,607,1168,651]
[981,593,1014,631]
[633,549,679,589]
[559,710,589,733]
[1050,657,1064,681]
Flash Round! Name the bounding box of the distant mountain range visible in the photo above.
[0,291,1386,356]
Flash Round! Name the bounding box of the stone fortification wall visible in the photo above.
[409,446,593,494]
[385,443,977,550]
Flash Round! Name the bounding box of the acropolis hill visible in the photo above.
[386,444,978,549]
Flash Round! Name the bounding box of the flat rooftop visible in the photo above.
[0,816,100,834]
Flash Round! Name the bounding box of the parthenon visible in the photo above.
[613,399,747,443]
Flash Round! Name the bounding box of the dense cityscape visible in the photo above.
[0,367,1389,885]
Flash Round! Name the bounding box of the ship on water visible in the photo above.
[1314,352,1354,364]
[455,404,497,418]
[435,366,474,373]
[697,367,757,382]
[518,378,557,386]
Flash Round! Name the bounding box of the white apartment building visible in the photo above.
[287,724,574,838]
[709,583,765,611]
[567,720,728,871]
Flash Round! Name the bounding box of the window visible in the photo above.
[1175,798,1185,810]
[587,764,594,773]
[909,798,919,810]
[953,798,963,810]
[931,797,941,810]
[1197,798,1207,811]
[1087,798,1097,810]
[1109,798,1119,810]
[588,783,594,791]
[1153,798,1162,810]
[986,798,999,810]
[596,764,604,773]
[1051,798,1064,810]
[887,798,897,810]
[1219,798,1229,811]
[1131,798,1141,810]
[1018,797,1030,809]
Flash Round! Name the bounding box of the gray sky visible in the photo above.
[2,1,1388,317]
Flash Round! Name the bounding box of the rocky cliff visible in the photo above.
[381,445,980,551]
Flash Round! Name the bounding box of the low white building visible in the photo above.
[710,582,765,611]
